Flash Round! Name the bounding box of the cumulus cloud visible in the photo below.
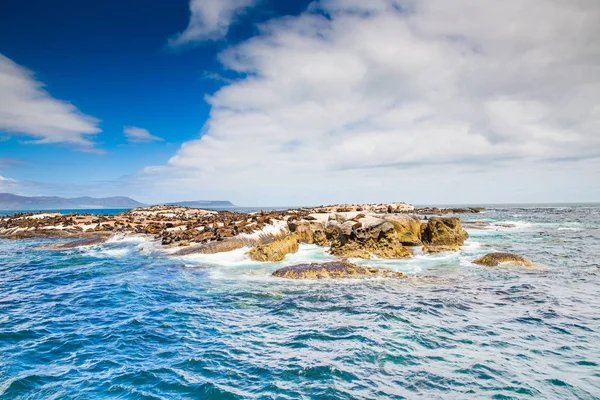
[145,0,600,205]
[123,126,163,143]
[0,53,101,148]
[169,0,259,46]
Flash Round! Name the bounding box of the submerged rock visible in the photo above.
[472,252,534,267]
[272,260,406,279]
[247,235,299,262]
[462,221,490,229]
[37,236,108,249]
[421,217,468,251]
[422,244,461,254]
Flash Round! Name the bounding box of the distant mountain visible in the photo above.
[0,193,145,210]
[167,200,235,208]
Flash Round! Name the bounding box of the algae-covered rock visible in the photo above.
[247,235,299,262]
[421,217,468,248]
[272,260,406,279]
[472,252,534,267]
[422,244,461,254]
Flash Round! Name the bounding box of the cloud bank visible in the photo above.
[0,54,101,148]
[123,126,163,143]
[142,0,600,205]
[169,0,259,46]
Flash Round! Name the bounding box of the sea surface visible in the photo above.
[1,204,599,399]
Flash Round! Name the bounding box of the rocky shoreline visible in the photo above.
[1,203,534,277]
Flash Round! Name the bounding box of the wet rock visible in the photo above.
[37,236,108,249]
[272,260,406,279]
[330,241,371,259]
[421,217,468,250]
[422,244,461,253]
[494,223,517,228]
[472,252,534,267]
[462,221,490,229]
[247,235,299,262]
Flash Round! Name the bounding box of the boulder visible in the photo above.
[383,215,422,246]
[472,252,534,267]
[247,235,299,262]
[272,260,406,279]
[329,220,410,259]
[330,240,371,259]
[287,220,314,243]
[422,244,460,253]
[421,217,468,249]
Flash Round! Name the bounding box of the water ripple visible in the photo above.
[1,206,600,398]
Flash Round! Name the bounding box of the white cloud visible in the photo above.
[0,53,101,148]
[123,126,163,143]
[142,0,600,205]
[0,175,19,193]
[0,175,16,182]
[169,0,259,46]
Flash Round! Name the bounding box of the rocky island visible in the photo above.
[1,202,533,278]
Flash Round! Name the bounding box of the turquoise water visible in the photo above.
[1,205,599,399]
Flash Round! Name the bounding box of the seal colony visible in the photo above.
[0,203,534,278]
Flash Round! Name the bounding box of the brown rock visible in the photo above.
[246,235,300,262]
[384,215,423,246]
[422,244,461,253]
[421,217,468,247]
[288,221,314,243]
[330,226,410,259]
[273,260,406,279]
[472,252,534,267]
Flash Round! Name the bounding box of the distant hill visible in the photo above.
[167,200,235,208]
[0,193,145,210]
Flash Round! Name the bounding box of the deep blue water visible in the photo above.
[1,205,599,399]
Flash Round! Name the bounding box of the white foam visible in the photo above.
[81,246,131,258]
[238,220,288,241]
[500,220,534,229]
[177,247,255,267]
[106,234,148,244]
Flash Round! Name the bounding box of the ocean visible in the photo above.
[1,204,599,398]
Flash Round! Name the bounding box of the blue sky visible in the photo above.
[0,0,599,205]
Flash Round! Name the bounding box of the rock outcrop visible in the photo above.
[328,217,411,259]
[421,217,468,252]
[272,260,406,279]
[246,235,299,262]
[383,215,423,246]
[472,252,534,267]
[0,203,486,258]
